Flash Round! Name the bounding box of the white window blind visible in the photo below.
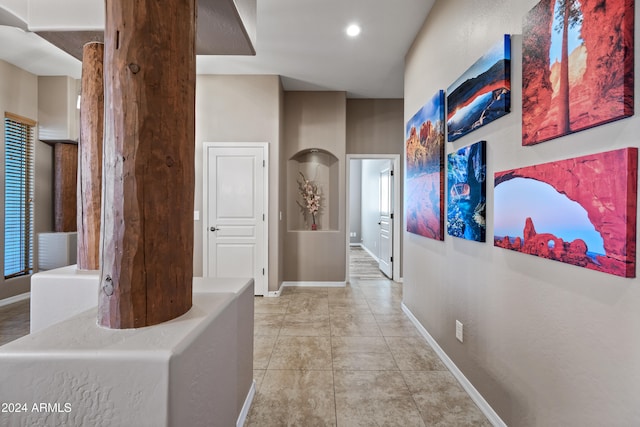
[4,113,35,279]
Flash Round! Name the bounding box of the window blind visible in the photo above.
[4,113,35,279]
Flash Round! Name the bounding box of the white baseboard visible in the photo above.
[0,292,30,308]
[361,245,380,263]
[401,303,507,427]
[236,379,256,427]
[281,281,346,288]
[266,282,285,297]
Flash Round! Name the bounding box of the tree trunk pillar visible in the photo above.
[77,42,104,271]
[99,0,196,328]
[53,143,78,232]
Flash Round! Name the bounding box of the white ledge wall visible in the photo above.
[403,0,640,426]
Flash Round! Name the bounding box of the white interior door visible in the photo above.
[204,144,267,295]
[378,166,393,278]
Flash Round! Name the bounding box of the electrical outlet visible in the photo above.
[455,320,463,343]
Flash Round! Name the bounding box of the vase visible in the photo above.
[311,223,317,231]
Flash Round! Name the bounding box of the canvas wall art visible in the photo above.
[522,0,634,146]
[447,141,486,242]
[406,90,445,240]
[447,35,511,142]
[494,148,638,278]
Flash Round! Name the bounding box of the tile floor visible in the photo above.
[0,249,491,426]
[247,250,491,426]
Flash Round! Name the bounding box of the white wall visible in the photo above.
[404,1,640,426]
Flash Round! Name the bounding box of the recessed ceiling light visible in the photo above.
[346,24,361,37]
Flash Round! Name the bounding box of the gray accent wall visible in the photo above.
[346,99,404,277]
[283,91,347,282]
[195,75,283,292]
[404,1,640,425]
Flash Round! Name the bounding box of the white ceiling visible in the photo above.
[0,0,434,98]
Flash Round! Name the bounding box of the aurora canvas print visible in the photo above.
[494,148,638,278]
[447,141,486,242]
[522,0,634,146]
[406,91,445,240]
[447,35,511,142]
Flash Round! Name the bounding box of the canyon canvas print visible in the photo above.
[494,148,638,278]
[447,35,511,142]
[447,141,486,242]
[522,0,634,146]
[406,91,445,240]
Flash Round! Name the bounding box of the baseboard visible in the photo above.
[349,242,362,247]
[361,245,380,263]
[0,292,30,308]
[236,379,256,427]
[401,303,507,427]
[281,281,346,288]
[266,282,285,297]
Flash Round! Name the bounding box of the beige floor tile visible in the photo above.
[385,336,448,371]
[268,336,332,370]
[254,296,290,314]
[375,314,420,337]
[328,300,372,315]
[280,313,330,336]
[332,336,398,371]
[330,313,382,337]
[282,287,329,296]
[246,369,336,427]
[254,313,284,336]
[334,370,425,427]
[254,335,278,369]
[367,299,405,315]
[286,296,330,316]
[253,369,266,392]
[402,371,491,426]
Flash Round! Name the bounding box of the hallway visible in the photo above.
[247,248,490,426]
[0,249,491,425]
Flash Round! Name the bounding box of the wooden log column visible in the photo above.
[77,42,104,271]
[53,142,78,232]
[99,0,196,328]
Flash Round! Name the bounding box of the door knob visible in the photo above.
[378,221,381,225]
[210,226,217,232]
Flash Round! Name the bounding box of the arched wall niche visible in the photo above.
[288,148,339,231]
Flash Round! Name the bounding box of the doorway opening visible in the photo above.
[346,155,401,281]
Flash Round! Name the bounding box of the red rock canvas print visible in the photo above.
[494,148,638,278]
[522,0,634,146]
[406,91,445,240]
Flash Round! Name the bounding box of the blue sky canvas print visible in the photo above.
[447,35,511,142]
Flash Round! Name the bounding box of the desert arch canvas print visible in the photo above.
[494,148,638,278]
[522,0,634,146]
